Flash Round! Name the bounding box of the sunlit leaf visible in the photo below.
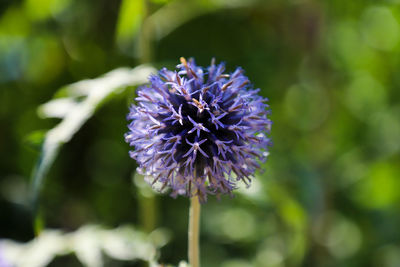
[0,224,170,267]
[353,161,400,209]
[116,0,144,45]
[71,226,102,267]
[178,262,189,267]
[0,230,66,267]
[24,0,71,21]
[38,98,78,119]
[30,65,156,226]
[0,7,30,35]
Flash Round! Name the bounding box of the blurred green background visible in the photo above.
[1,0,400,266]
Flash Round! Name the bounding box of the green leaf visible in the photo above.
[24,130,47,151]
[24,0,72,21]
[116,0,145,45]
[145,0,257,41]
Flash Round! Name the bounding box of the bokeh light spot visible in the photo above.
[353,162,400,209]
[345,71,387,120]
[313,211,362,259]
[361,6,400,51]
[284,83,330,131]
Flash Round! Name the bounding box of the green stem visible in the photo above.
[188,196,201,267]
[139,0,152,64]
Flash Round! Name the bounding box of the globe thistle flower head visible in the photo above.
[126,58,272,202]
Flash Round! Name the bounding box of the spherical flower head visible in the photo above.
[125,58,272,202]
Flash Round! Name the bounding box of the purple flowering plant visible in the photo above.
[125,57,272,203]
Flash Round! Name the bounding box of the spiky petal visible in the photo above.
[125,58,272,202]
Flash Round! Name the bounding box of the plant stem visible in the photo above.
[188,196,201,267]
[139,0,152,64]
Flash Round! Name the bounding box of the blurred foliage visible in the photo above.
[30,65,155,234]
[1,0,400,267]
[1,224,170,267]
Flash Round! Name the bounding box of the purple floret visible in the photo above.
[125,58,272,202]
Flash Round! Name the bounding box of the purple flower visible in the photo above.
[125,58,272,202]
